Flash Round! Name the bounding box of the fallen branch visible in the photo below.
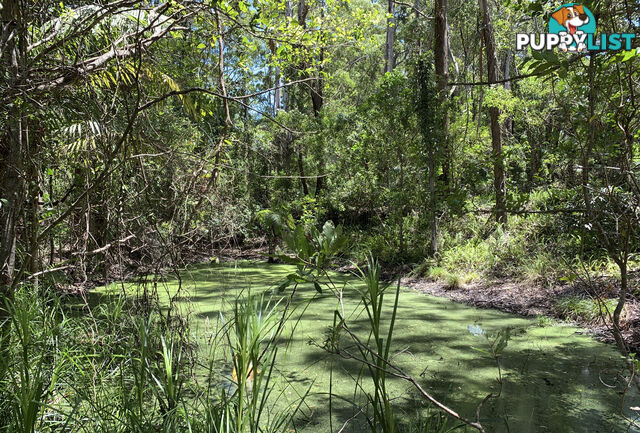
[71,234,136,257]
[333,311,487,432]
[27,265,73,279]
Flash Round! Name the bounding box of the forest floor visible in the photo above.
[400,273,640,352]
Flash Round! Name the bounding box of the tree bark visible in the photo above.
[384,0,395,73]
[312,1,325,196]
[430,0,450,254]
[212,8,231,191]
[478,0,506,224]
[434,0,450,188]
[0,0,25,352]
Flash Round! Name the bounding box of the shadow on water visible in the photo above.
[92,261,639,433]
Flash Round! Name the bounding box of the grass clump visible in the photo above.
[553,296,620,323]
[419,213,581,286]
[0,281,305,433]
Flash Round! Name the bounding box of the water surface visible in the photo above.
[103,262,638,432]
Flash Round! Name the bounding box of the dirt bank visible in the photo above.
[400,275,640,353]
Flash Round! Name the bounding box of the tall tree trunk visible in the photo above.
[283,1,293,112]
[312,2,325,196]
[478,0,506,224]
[271,39,281,115]
[427,151,437,255]
[295,0,311,196]
[28,133,41,290]
[434,0,450,188]
[430,0,450,254]
[296,0,325,196]
[212,8,232,191]
[582,55,632,364]
[274,68,281,115]
[0,0,25,351]
[384,0,395,73]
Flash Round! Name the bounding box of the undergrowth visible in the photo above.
[413,211,634,288]
[553,296,620,323]
[0,283,307,433]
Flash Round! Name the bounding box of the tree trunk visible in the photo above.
[478,0,506,224]
[384,0,395,73]
[503,49,513,136]
[312,4,325,196]
[271,39,281,115]
[27,131,41,290]
[431,0,450,254]
[274,68,281,115]
[298,147,309,195]
[428,150,437,255]
[0,0,25,352]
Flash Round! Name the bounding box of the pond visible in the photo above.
[102,262,639,433]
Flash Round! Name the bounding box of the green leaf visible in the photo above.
[556,65,568,79]
[275,280,291,293]
[531,50,545,61]
[313,281,323,294]
[286,273,307,284]
[540,50,559,64]
[622,50,637,62]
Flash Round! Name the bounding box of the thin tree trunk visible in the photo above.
[298,147,309,195]
[478,0,506,224]
[295,0,311,197]
[48,171,55,265]
[428,151,437,255]
[271,39,281,115]
[384,0,395,73]
[282,1,293,112]
[503,49,513,136]
[313,57,325,195]
[28,133,41,290]
[434,0,450,188]
[582,55,630,358]
[431,0,450,254]
[414,0,423,54]
[526,126,539,189]
[212,8,232,191]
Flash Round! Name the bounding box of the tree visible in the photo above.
[478,0,506,224]
[384,0,395,73]
[0,0,25,331]
[434,0,451,188]
[0,1,193,342]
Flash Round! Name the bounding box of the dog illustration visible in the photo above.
[552,4,590,52]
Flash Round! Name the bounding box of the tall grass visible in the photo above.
[0,282,307,433]
[319,255,474,433]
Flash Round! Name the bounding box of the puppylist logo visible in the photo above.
[516,3,635,52]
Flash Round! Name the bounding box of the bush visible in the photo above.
[553,296,620,323]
